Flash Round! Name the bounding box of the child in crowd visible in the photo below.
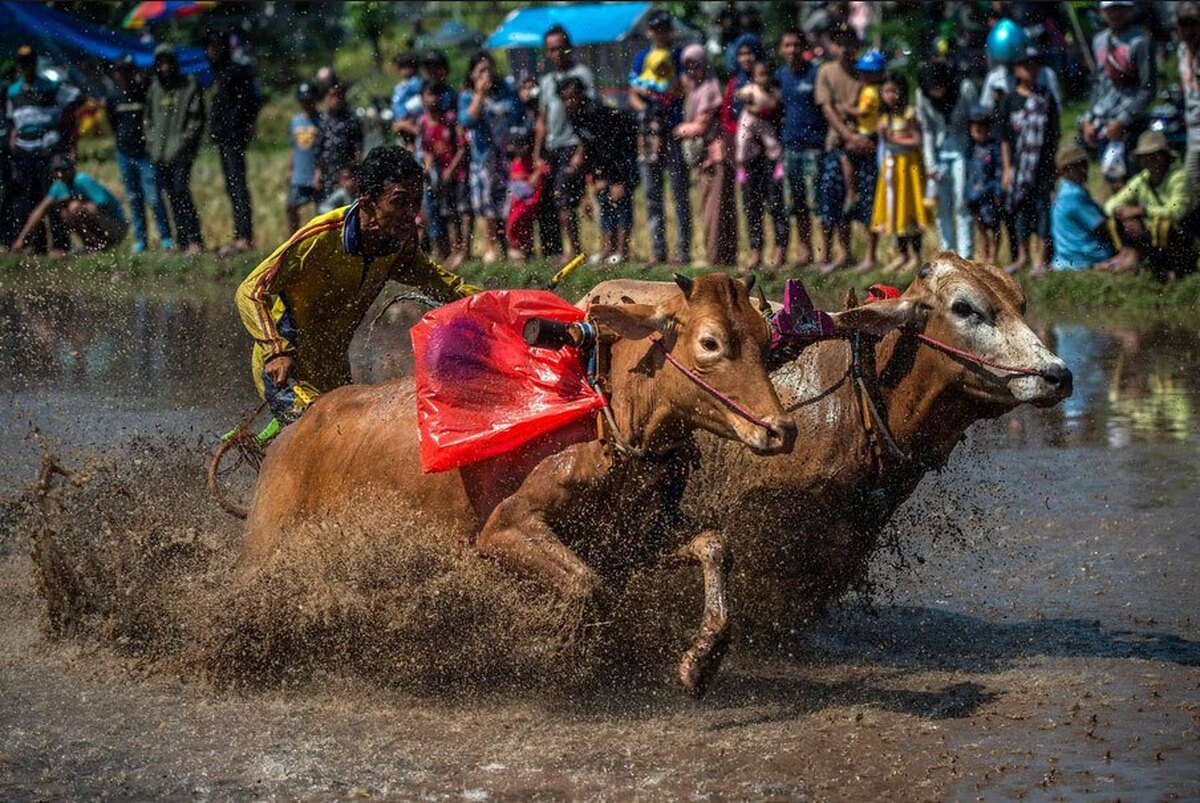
[416,81,467,267]
[505,127,545,261]
[630,46,676,164]
[999,48,1060,274]
[734,59,784,184]
[285,80,323,233]
[840,49,885,213]
[317,165,360,214]
[316,82,363,199]
[869,72,927,273]
[965,105,1003,263]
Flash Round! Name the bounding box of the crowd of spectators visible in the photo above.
[4,1,1200,283]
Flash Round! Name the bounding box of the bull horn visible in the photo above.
[674,273,694,298]
[757,286,769,309]
[742,273,756,294]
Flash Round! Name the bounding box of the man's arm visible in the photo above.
[235,242,306,365]
[390,248,481,303]
[11,196,55,251]
[533,106,548,164]
[1145,171,1194,221]
[1103,175,1141,215]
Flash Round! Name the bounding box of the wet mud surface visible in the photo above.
[1,287,1198,799]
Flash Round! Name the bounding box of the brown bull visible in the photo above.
[239,273,795,695]
[582,254,1073,631]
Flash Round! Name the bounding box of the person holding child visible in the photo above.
[869,72,926,274]
[735,58,788,271]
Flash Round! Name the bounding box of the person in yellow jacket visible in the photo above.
[236,145,478,424]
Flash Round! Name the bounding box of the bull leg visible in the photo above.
[475,496,600,601]
[677,531,732,698]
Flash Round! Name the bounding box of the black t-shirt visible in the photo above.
[570,102,638,183]
[996,87,1061,180]
[105,81,148,158]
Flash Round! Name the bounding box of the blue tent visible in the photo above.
[486,2,651,49]
[0,3,211,88]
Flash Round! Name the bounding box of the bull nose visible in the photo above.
[764,418,797,454]
[1043,363,1073,397]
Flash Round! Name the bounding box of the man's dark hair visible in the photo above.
[555,75,587,98]
[778,26,805,47]
[544,24,571,45]
[202,29,230,52]
[421,79,447,96]
[392,52,418,71]
[356,146,424,197]
[420,49,448,70]
[468,50,494,73]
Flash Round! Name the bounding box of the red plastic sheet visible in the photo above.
[411,290,606,473]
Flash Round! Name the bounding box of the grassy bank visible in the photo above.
[3,249,1199,325]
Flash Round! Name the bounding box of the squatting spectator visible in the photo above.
[145,44,206,255]
[106,54,172,253]
[1104,131,1197,282]
[204,30,262,254]
[12,154,126,254]
[1050,144,1128,271]
[535,25,596,267]
[1081,0,1155,187]
[459,51,523,264]
[7,44,81,254]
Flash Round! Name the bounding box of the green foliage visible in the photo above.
[346,2,394,68]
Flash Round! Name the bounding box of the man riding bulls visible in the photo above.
[236,145,478,425]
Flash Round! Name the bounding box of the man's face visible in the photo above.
[1143,151,1171,180]
[778,33,800,64]
[1102,6,1130,31]
[326,89,346,112]
[1063,161,1088,184]
[650,23,671,47]
[736,46,756,74]
[205,43,224,64]
[155,57,176,80]
[363,180,423,236]
[422,89,442,115]
[112,68,131,89]
[545,33,570,70]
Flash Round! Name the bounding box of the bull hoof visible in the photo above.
[677,629,731,698]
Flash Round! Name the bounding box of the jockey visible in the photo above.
[236,145,478,425]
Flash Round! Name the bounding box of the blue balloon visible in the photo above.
[855,49,887,72]
[987,19,1028,65]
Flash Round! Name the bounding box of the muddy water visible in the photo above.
[1,285,1198,800]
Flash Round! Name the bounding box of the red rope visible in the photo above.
[912,333,1047,377]
[650,337,778,431]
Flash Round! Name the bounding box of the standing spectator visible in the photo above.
[144,44,206,255]
[629,9,691,266]
[813,24,872,273]
[917,60,978,259]
[870,72,927,274]
[776,28,826,268]
[998,48,1060,275]
[417,81,467,267]
[393,50,455,138]
[459,51,523,264]
[316,82,363,198]
[1080,0,1154,188]
[105,53,172,253]
[285,80,322,233]
[979,19,1062,112]
[559,76,640,264]
[1104,131,1197,282]
[965,105,1003,264]
[735,59,788,271]
[1177,2,1200,194]
[534,25,596,267]
[11,154,127,254]
[6,44,81,254]
[205,30,261,254]
[674,44,735,268]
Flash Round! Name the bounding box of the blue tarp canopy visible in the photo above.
[0,3,211,87]
[486,2,651,49]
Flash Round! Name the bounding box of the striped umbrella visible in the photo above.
[122,1,216,30]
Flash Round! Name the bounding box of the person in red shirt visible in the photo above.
[505,127,546,262]
[416,81,467,267]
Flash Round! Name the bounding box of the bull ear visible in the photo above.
[673,273,694,298]
[588,303,667,341]
[741,274,756,294]
[830,298,922,337]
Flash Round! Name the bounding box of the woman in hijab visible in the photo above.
[917,60,979,258]
[674,44,736,267]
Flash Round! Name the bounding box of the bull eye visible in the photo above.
[700,335,721,353]
[951,300,977,319]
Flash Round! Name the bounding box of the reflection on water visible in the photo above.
[1,289,1197,455]
[1052,323,1197,448]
